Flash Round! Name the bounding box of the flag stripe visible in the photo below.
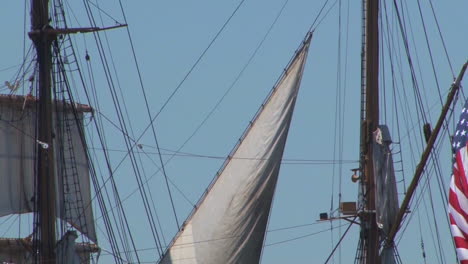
[450,206,468,239]
[452,169,468,208]
[449,104,468,263]
[454,236,468,250]
[458,247,468,263]
[449,188,468,223]
[450,212,468,238]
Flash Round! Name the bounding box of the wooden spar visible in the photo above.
[386,61,468,245]
[360,0,380,263]
[30,0,57,262]
[28,24,128,36]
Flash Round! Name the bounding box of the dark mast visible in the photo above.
[359,0,380,263]
[30,0,57,263]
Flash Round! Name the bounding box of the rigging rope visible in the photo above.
[90,146,358,164]
[54,3,134,261]
[427,0,455,77]
[78,1,250,248]
[116,0,180,230]
[96,222,349,259]
[323,216,357,264]
[129,0,248,143]
[88,0,343,225]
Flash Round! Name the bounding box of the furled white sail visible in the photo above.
[372,125,399,264]
[159,34,312,264]
[0,97,96,242]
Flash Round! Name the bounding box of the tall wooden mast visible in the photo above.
[360,0,380,263]
[30,0,57,263]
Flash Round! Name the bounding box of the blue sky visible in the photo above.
[1,0,468,263]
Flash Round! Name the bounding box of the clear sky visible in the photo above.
[1,0,468,263]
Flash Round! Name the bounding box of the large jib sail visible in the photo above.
[159,33,312,264]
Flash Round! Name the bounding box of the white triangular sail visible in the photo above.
[159,34,312,264]
[0,97,96,242]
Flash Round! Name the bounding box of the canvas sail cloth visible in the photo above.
[0,99,96,242]
[372,125,399,264]
[159,35,311,264]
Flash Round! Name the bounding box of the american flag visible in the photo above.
[450,102,468,264]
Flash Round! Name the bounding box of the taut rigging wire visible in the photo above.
[323,215,357,264]
[427,0,455,78]
[83,47,133,263]
[96,222,349,258]
[79,1,250,246]
[117,0,180,231]
[126,0,249,146]
[51,2,134,260]
[92,0,340,217]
